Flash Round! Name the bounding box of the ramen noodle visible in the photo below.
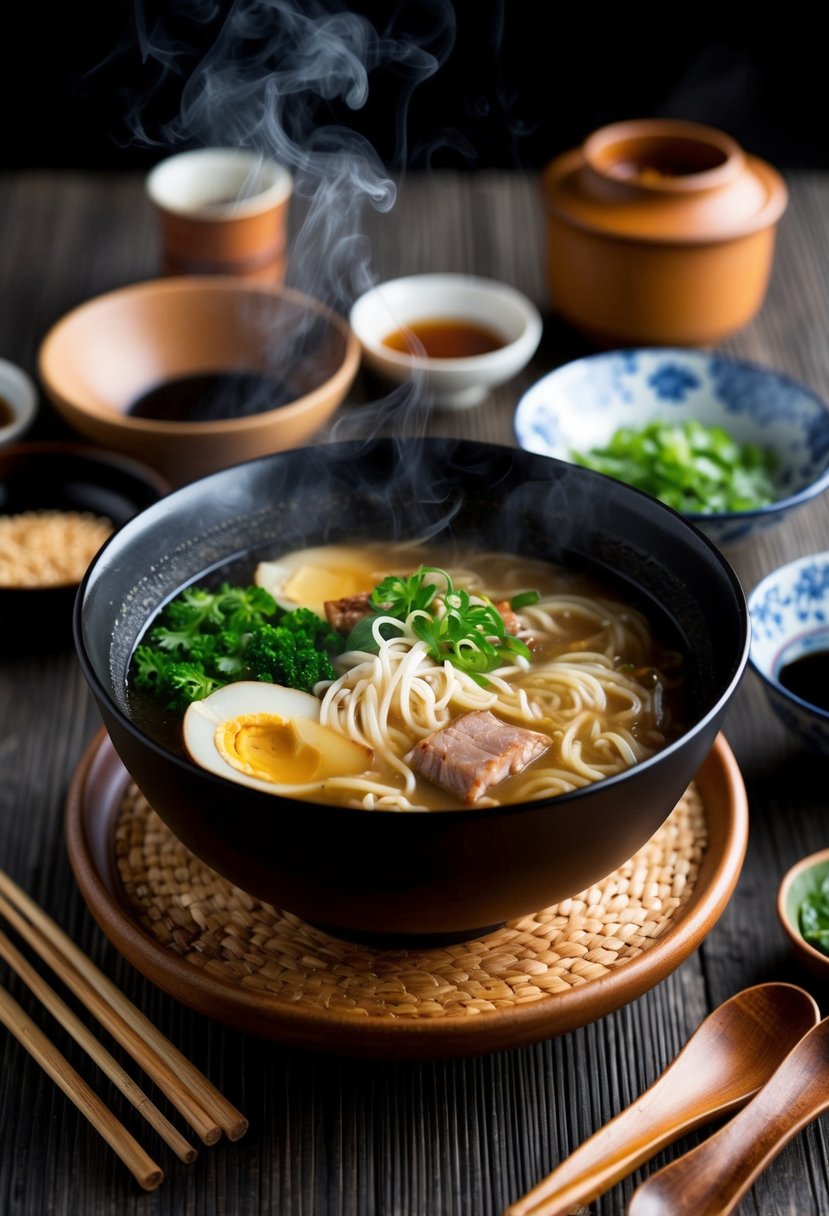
[314,558,681,809]
[138,542,685,812]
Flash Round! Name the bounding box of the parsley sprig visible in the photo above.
[347,565,538,683]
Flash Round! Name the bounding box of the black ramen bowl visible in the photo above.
[73,437,749,945]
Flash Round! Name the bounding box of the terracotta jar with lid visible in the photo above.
[540,118,788,347]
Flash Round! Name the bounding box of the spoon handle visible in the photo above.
[627,1018,829,1216]
[502,984,820,1216]
[502,1076,726,1216]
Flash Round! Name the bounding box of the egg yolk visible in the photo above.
[215,712,371,785]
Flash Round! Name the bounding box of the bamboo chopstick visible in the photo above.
[0,984,164,1191]
[0,887,220,1146]
[0,869,248,1144]
[0,926,197,1163]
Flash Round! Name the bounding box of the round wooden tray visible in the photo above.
[65,729,748,1060]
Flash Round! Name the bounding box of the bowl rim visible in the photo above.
[36,276,361,436]
[145,146,294,217]
[348,272,543,370]
[747,549,829,719]
[777,846,829,973]
[0,357,39,444]
[514,346,829,523]
[73,436,752,824]
[540,118,788,244]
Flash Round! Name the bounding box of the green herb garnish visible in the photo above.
[131,582,344,710]
[799,875,829,956]
[571,419,778,514]
[346,565,535,684]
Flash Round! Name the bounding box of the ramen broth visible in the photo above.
[127,541,685,811]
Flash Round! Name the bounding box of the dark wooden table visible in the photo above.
[2,167,829,1215]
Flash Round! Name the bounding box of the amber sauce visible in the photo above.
[382,318,505,359]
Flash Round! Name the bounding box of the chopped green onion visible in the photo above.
[571,418,777,514]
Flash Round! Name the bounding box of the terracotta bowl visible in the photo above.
[73,437,750,946]
[37,277,361,486]
[540,118,788,348]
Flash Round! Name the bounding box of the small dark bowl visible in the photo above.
[73,437,749,945]
[0,442,169,650]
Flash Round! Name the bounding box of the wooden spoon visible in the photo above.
[503,983,819,1216]
[627,1012,829,1215]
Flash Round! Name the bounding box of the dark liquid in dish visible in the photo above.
[127,371,294,423]
[778,650,829,711]
[0,396,14,427]
[383,318,505,359]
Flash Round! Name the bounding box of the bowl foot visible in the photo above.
[306,919,507,948]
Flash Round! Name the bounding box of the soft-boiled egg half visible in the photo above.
[183,681,372,794]
[254,544,400,616]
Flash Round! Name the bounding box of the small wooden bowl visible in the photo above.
[777,848,829,978]
[37,277,360,487]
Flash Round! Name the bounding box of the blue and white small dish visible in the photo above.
[748,552,829,755]
[513,348,829,548]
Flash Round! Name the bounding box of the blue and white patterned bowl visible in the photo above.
[514,348,829,548]
[748,552,829,754]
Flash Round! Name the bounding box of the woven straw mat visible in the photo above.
[114,782,707,1020]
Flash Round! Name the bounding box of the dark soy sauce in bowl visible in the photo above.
[778,650,829,712]
[127,370,295,423]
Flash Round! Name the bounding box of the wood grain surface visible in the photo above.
[1,168,829,1215]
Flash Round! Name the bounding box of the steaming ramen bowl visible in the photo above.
[74,437,749,946]
[348,273,543,409]
[540,118,788,347]
[37,277,360,486]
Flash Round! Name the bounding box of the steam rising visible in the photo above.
[122,0,465,443]
[128,0,454,306]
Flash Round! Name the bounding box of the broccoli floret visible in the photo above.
[130,582,345,708]
[131,645,221,710]
[244,621,338,693]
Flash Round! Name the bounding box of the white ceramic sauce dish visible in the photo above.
[349,273,543,410]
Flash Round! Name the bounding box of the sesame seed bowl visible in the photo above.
[0,442,169,650]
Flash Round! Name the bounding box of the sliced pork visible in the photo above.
[410,710,551,804]
[324,592,375,634]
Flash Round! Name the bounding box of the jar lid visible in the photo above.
[541,118,788,244]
